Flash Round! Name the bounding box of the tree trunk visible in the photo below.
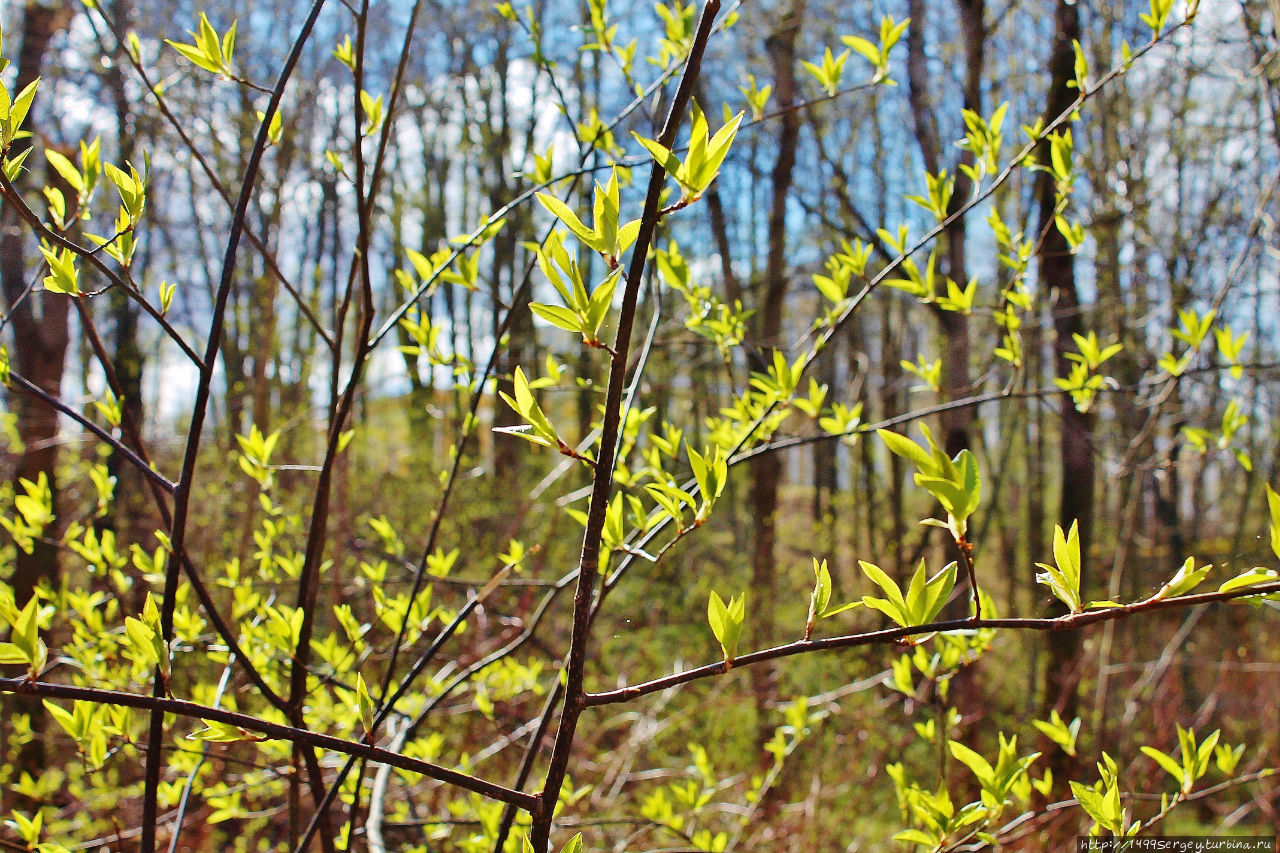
[1035,0,1090,755]
[748,0,805,753]
[906,0,985,457]
[0,0,75,810]
[97,0,147,538]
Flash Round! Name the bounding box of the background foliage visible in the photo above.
[0,0,1278,850]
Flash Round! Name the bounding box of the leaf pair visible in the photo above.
[878,426,980,541]
[529,232,621,348]
[860,559,956,631]
[748,348,804,403]
[841,15,910,84]
[707,591,745,666]
[38,243,79,295]
[43,700,109,768]
[522,832,583,853]
[1070,776,1130,838]
[686,443,727,523]
[536,169,638,263]
[1151,556,1211,601]
[901,355,941,392]
[801,47,849,97]
[632,104,743,203]
[45,139,102,213]
[124,605,170,684]
[165,13,238,77]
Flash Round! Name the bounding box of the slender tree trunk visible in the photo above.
[906,0,984,457]
[905,0,986,743]
[810,340,839,554]
[0,0,75,809]
[1036,0,1090,746]
[91,0,149,537]
[748,0,804,752]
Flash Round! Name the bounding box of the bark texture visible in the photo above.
[0,0,75,808]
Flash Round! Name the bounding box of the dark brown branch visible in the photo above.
[0,678,539,810]
[0,173,203,367]
[7,371,174,492]
[526,4,722,850]
[141,1,332,849]
[584,582,1280,706]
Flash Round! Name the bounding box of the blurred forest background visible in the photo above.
[1,0,1279,849]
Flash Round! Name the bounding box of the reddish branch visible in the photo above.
[584,582,1280,706]
[5,581,1270,832]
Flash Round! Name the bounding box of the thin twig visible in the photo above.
[139,2,331,849]
[584,581,1280,706]
[526,2,722,849]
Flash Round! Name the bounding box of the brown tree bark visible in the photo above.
[93,0,148,538]
[0,0,75,810]
[906,0,985,457]
[1035,0,1090,745]
[746,0,805,753]
[481,34,538,482]
[1,1,74,603]
[905,0,988,744]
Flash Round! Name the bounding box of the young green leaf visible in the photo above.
[1,78,40,147]
[1141,745,1186,789]
[949,740,995,786]
[165,13,236,76]
[859,560,909,626]
[1035,521,1083,612]
[860,559,955,629]
[1266,484,1280,561]
[686,442,727,521]
[707,590,745,665]
[0,642,28,664]
[877,429,936,477]
[44,147,84,195]
[1153,556,1211,600]
[739,74,772,120]
[538,193,601,250]
[190,720,265,743]
[536,169,639,262]
[1070,777,1127,836]
[1032,711,1081,757]
[496,366,566,452]
[801,46,849,96]
[1217,567,1279,596]
[38,243,80,295]
[805,558,860,638]
[1214,742,1245,775]
[10,597,40,663]
[355,673,374,736]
